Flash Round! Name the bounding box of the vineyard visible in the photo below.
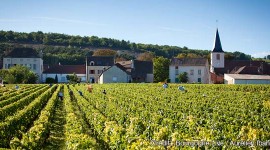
[0,83,270,149]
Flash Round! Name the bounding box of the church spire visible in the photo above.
[212,28,224,52]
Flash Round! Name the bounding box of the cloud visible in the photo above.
[32,17,108,26]
[0,19,26,22]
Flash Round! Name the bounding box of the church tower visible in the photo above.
[210,29,224,73]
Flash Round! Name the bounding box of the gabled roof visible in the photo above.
[87,56,114,66]
[212,29,224,53]
[117,60,153,78]
[43,65,86,74]
[5,48,40,58]
[171,58,208,66]
[213,60,270,75]
[100,63,129,77]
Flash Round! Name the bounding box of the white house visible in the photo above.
[169,58,210,83]
[98,63,130,84]
[3,48,43,82]
[42,65,86,83]
[117,60,153,83]
[86,56,115,83]
[224,74,270,84]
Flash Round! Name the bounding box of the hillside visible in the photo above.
[0,30,253,65]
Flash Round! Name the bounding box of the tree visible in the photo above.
[55,75,58,83]
[267,55,270,60]
[45,77,55,83]
[92,49,117,56]
[178,72,188,83]
[153,57,170,82]
[137,52,155,61]
[3,65,38,84]
[66,73,80,83]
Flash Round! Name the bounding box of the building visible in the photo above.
[3,48,43,82]
[43,65,86,83]
[86,56,115,83]
[117,60,153,82]
[224,74,270,84]
[98,63,130,84]
[169,58,210,83]
[210,29,270,83]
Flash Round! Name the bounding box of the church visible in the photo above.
[210,29,270,83]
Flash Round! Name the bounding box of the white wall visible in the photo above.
[210,52,224,72]
[3,57,43,82]
[146,74,154,83]
[43,73,86,83]
[99,66,128,84]
[86,66,111,83]
[169,65,209,83]
[235,79,270,84]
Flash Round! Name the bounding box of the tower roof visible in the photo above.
[212,29,224,53]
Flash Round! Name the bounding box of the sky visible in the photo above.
[0,0,269,58]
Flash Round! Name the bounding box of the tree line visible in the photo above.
[0,30,253,65]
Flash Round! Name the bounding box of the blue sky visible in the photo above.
[0,0,269,58]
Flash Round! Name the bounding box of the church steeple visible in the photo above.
[210,28,225,72]
[212,29,224,53]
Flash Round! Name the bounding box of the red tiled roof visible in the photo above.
[213,60,270,75]
[43,65,86,74]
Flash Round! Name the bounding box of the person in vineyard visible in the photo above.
[15,85,19,90]
[78,90,83,96]
[69,90,74,99]
[178,85,186,92]
[102,89,106,95]
[58,91,64,100]
[163,83,168,88]
[87,84,93,93]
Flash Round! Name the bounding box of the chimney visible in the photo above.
[131,60,134,69]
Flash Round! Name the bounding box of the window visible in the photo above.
[33,64,37,70]
[7,59,10,62]
[175,66,178,69]
[20,59,23,61]
[29,64,32,69]
[27,59,30,61]
[190,69,194,75]
[90,61,94,66]
[175,69,179,75]
[175,78,179,83]
[198,69,201,75]
[217,54,220,60]
[90,70,95,74]
[34,59,37,62]
[8,64,11,68]
[98,70,103,74]
[198,78,201,82]
[5,64,8,69]
[112,77,117,81]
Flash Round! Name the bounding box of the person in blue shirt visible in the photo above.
[163,83,168,89]
[58,91,64,100]
[178,85,186,92]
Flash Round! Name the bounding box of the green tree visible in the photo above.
[66,73,80,83]
[3,65,38,84]
[153,57,170,82]
[178,72,188,83]
[55,75,58,83]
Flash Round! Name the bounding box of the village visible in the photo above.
[1,29,270,84]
